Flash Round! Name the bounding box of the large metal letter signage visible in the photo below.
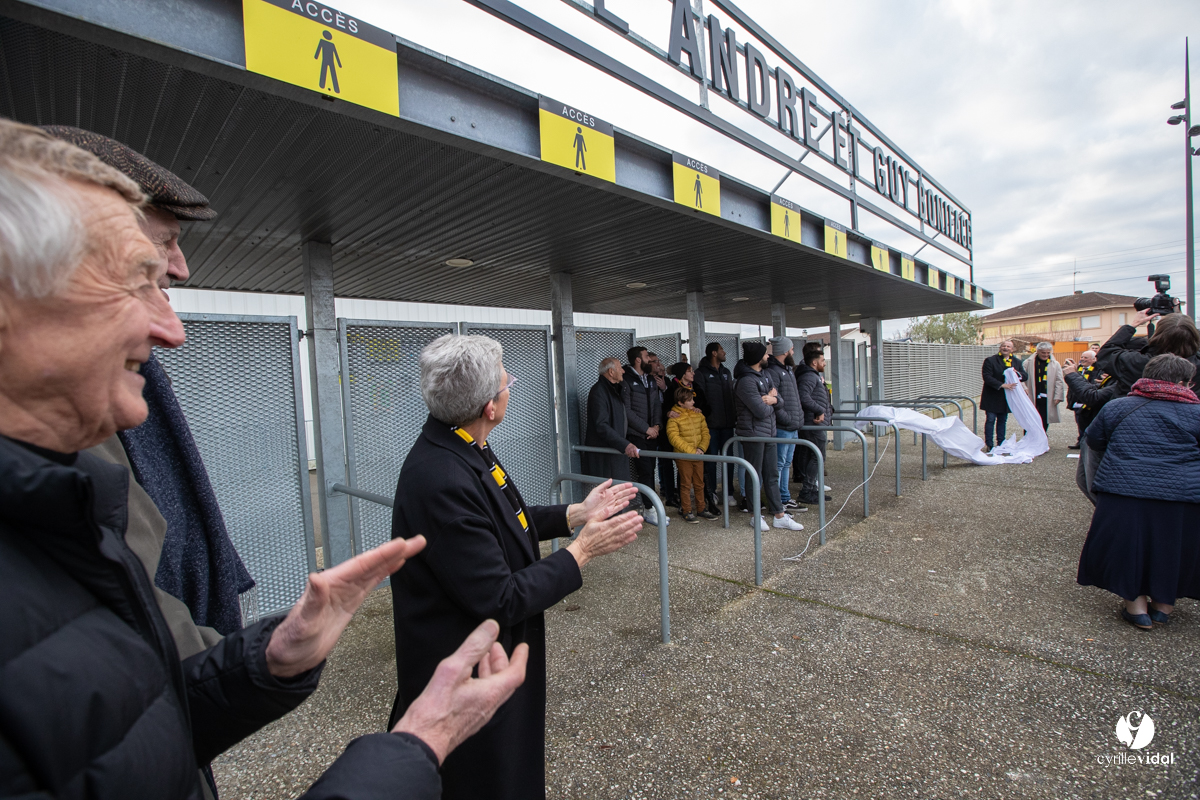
[538,97,616,183]
[667,0,703,77]
[824,220,847,258]
[673,152,721,217]
[243,0,399,117]
[770,195,801,243]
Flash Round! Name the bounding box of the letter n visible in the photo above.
[707,16,739,102]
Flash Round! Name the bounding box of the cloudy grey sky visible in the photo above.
[341,0,1199,329]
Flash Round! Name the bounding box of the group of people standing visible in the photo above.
[584,336,834,531]
[980,312,1200,633]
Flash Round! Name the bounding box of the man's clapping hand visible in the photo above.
[265,535,427,678]
[392,620,528,764]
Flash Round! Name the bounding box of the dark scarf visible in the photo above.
[1129,378,1200,404]
[118,353,254,634]
[451,426,530,533]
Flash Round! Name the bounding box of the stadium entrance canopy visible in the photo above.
[0,0,990,560]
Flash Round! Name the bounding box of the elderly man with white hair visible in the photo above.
[1023,342,1065,433]
[583,355,639,480]
[388,334,643,800]
[0,119,527,800]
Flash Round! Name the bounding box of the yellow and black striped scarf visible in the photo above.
[452,427,529,533]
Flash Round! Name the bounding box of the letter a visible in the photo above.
[667,0,703,78]
[292,0,303,8]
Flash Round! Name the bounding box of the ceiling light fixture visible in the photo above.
[731,296,750,302]
[849,313,862,317]
[801,306,816,310]
[445,258,474,267]
[626,282,647,288]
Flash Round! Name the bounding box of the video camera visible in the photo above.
[1133,275,1177,316]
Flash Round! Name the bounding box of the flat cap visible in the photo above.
[40,125,216,221]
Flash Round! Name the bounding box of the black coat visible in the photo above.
[584,377,631,480]
[980,353,1027,414]
[1064,370,1119,432]
[389,417,580,800]
[795,363,833,443]
[1096,324,1200,396]
[0,436,440,800]
[694,360,735,429]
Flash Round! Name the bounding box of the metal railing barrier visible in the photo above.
[831,414,922,485]
[331,483,394,509]
[792,427,870,518]
[551,473,670,644]
[719,436,826,547]
[573,445,763,584]
[838,400,952,469]
[915,395,979,433]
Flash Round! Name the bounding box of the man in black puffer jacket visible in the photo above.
[795,343,833,505]
[763,336,804,510]
[0,122,524,800]
[695,342,735,512]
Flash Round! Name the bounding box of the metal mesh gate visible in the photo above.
[702,332,740,365]
[339,320,458,553]
[575,327,636,440]
[461,324,558,504]
[882,343,995,401]
[156,313,314,623]
[636,333,682,366]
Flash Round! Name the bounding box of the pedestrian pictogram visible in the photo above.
[871,243,889,272]
[770,195,801,243]
[901,255,916,281]
[315,30,341,93]
[243,0,399,117]
[824,220,847,258]
[539,97,615,183]
[672,152,720,217]
[927,265,940,289]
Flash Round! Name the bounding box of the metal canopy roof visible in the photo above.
[0,0,988,329]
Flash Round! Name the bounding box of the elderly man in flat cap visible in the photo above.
[42,125,250,660]
[0,119,527,799]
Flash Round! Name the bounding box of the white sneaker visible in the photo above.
[751,516,770,532]
[823,484,832,492]
[773,514,805,531]
[643,508,670,526]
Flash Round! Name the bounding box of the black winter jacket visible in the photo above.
[584,377,630,480]
[733,360,777,438]
[694,360,735,429]
[622,365,661,440]
[763,358,802,431]
[980,353,1027,414]
[1096,324,1200,396]
[0,436,440,800]
[1064,370,1119,432]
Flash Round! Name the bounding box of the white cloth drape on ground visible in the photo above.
[857,369,1049,465]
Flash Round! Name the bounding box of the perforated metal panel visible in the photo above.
[703,332,740,365]
[461,324,558,504]
[881,343,995,401]
[340,320,458,552]
[636,333,683,366]
[156,314,314,622]
[575,327,636,440]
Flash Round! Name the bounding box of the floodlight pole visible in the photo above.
[1187,39,1196,321]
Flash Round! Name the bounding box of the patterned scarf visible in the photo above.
[451,426,530,532]
[1129,378,1200,404]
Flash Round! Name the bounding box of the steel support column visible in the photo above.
[303,240,353,568]
[771,302,787,338]
[687,290,705,366]
[551,272,581,501]
[862,317,885,402]
[827,310,845,450]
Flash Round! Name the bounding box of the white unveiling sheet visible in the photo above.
[857,368,1049,465]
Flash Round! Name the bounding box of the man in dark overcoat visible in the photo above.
[981,340,1028,450]
[584,356,638,479]
[390,334,643,800]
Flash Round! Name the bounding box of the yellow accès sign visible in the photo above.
[243,0,399,117]
[927,265,940,289]
[870,243,889,273]
[538,97,615,183]
[824,221,847,258]
[673,153,720,217]
[901,255,915,281]
[770,195,801,243]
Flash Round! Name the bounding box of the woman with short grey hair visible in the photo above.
[390,333,643,800]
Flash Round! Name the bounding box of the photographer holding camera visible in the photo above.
[1096,276,1200,396]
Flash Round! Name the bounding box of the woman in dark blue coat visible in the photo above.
[1077,354,1200,629]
